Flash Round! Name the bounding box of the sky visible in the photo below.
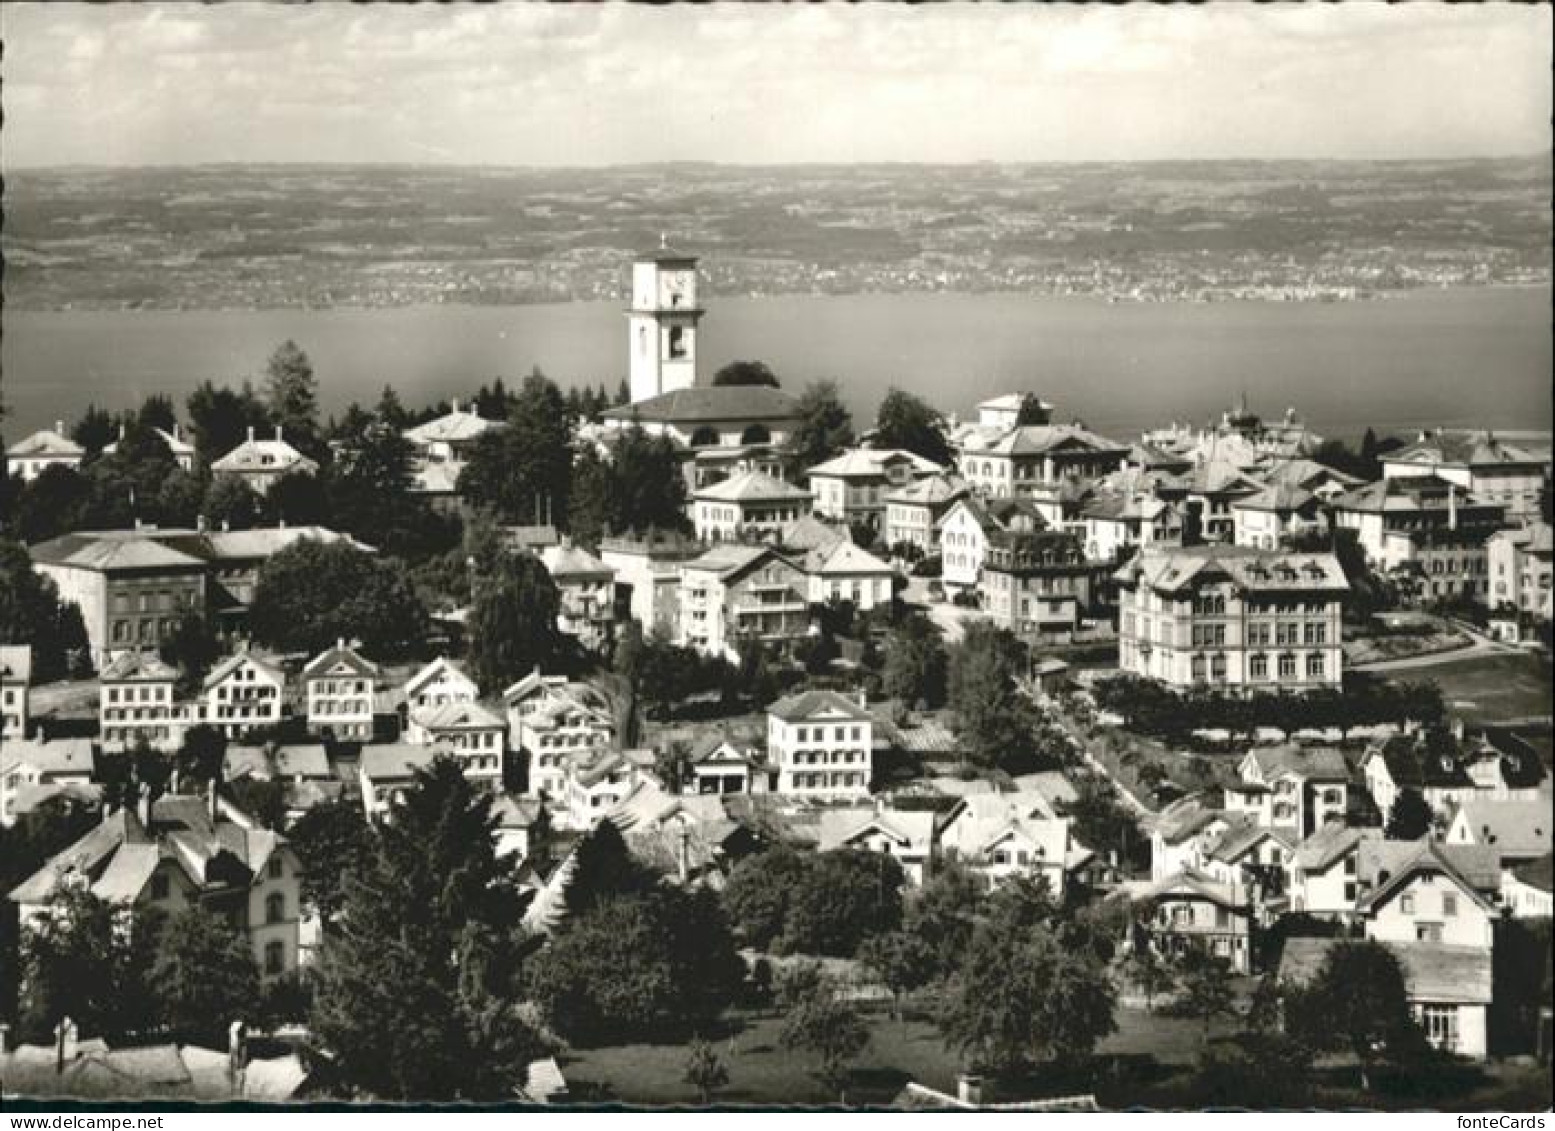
[1,2,1550,168]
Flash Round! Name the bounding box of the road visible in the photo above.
[1352,623,1521,672]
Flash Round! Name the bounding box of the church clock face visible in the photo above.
[662,269,694,308]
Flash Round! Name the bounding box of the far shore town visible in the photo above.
[2,247,1551,1109]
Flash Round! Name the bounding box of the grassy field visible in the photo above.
[1420,652,1553,723]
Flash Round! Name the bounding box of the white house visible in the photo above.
[1286,823,1376,919]
[1,645,32,741]
[1147,795,1237,881]
[1444,800,1552,871]
[540,542,619,653]
[211,426,319,496]
[405,701,505,789]
[816,807,937,887]
[560,749,649,831]
[766,689,874,799]
[202,650,286,739]
[804,540,897,610]
[1358,840,1496,950]
[807,448,943,526]
[502,672,615,800]
[1223,745,1350,841]
[692,470,812,543]
[358,743,440,822]
[302,640,378,741]
[1126,871,1254,973]
[1,738,95,828]
[403,656,479,717]
[1500,854,1553,919]
[683,735,768,795]
[5,421,83,481]
[937,791,1075,898]
[98,651,194,751]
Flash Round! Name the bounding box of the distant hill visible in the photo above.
[3,157,1549,310]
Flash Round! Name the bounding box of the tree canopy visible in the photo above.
[712,360,781,388]
[874,387,951,466]
[249,539,430,658]
[785,380,855,474]
[948,623,1039,771]
[466,551,563,694]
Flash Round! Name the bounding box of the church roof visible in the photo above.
[603,386,800,424]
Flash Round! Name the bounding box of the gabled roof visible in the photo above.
[768,688,872,723]
[542,542,616,581]
[6,425,84,459]
[104,427,195,459]
[1130,869,1246,910]
[687,734,760,767]
[1232,483,1319,515]
[302,641,379,679]
[807,448,944,480]
[203,650,285,691]
[413,700,504,731]
[883,473,970,507]
[404,404,504,445]
[0,644,33,684]
[1150,795,1229,846]
[1244,744,1350,784]
[100,650,179,683]
[1279,937,1492,1005]
[1450,800,1552,861]
[1332,474,1499,516]
[0,737,95,779]
[224,743,331,782]
[817,807,936,856]
[359,742,439,782]
[778,514,850,554]
[1356,839,1499,917]
[943,789,1059,829]
[682,544,801,582]
[805,539,895,577]
[694,469,811,503]
[1292,823,1375,872]
[602,386,800,424]
[1205,821,1294,865]
[1385,430,1547,470]
[404,656,476,699]
[571,749,638,789]
[1259,458,1363,493]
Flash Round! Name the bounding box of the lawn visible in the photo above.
[1418,652,1553,723]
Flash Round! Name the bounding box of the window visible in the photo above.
[1416,923,1442,943]
[1401,893,1415,915]
[1306,654,1325,680]
[1250,654,1268,681]
[1418,1005,1458,1050]
[264,940,286,976]
[265,892,285,924]
[1442,893,1457,918]
[151,874,170,901]
[268,857,283,880]
[1278,654,1296,680]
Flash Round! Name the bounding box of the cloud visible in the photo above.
[0,1,1548,167]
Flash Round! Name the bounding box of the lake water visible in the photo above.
[2,287,1550,443]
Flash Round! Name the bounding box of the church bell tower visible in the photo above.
[627,237,703,404]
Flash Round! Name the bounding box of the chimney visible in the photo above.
[197,513,208,534]
[676,825,690,884]
[246,425,255,444]
[55,1016,78,1075]
[55,419,65,436]
[208,776,220,823]
[1448,485,1458,531]
[222,518,231,532]
[337,637,347,652]
[117,422,126,441]
[0,1022,13,1053]
[137,781,153,828]
[227,1020,248,1096]
[956,1073,983,1107]
[856,689,867,710]
[453,397,461,414]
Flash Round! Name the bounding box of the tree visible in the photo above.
[151,905,262,1045]
[159,611,221,692]
[326,406,451,559]
[20,888,161,1043]
[249,539,430,658]
[264,340,322,458]
[174,724,227,793]
[723,846,815,951]
[186,380,270,470]
[903,857,984,978]
[1174,945,1237,1047]
[228,777,290,831]
[781,849,905,957]
[608,425,691,535]
[784,380,855,475]
[262,469,328,527]
[881,614,947,709]
[1015,393,1052,427]
[857,930,937,1019]
[528,886,744,1046]
[71,404,118,457]
[310,757,544,1101]
[939,899,1117,1075]
[458,371,573,525]
[779,978,870,1104]
[683,1038,730,1105]
[203,475,263,531]
[1384,787,1434,841]
[566,447,612,548]
[1283,938,1419,1091]
[563,819,656,918]
[0,539,92,682]
[1124,947,1176,1014]
[874,387,950,466]
[466,552,563,694]
[10,464,93,544]
[948,623,1038,771]
[712,360,781,388]
[288,797,375,930]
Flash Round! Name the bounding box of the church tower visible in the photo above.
[627,238,703,404]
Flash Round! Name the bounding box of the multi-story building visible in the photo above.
[1330,475,1505,591]
[8,794,304,980]
[678,545,810,660]
[1359,839,1497,951]
[817,807,937,886]
[301,640,378,741]
[979,529,1092,637]
[1230,483,1328,549]
[540,541,618,652]
[403,655,480,716]
[1360,730,1548,822]
[766,689,873,799]
[502,671,614,799]
[406,701,505,789]
[1222,744,1350,840]
[29,524,372,662]
[1286,823,1375,919]
[954,424,1129,501]
[1128,871,1254,973]
[1079,489,1181,564]
[403,399,505,464]
[1161,461,1267,544]
[1116,546,1347,692]
[358,743,439,822]
[202,650,285,739]
[1,645,31,741]
[1486,522,1552,625]
[937,791,1074,897]
[806,448,943,526]
[99,651,192,751]
[803,540,897,611]
[882,474,969,555]
[211,426,319,496]
[692,470,812,543]
[1,738,95,828]
[5,421,83,482]
[1382,429,1550,523]
[560,750,646,831]
[936,495,1047,596]
[600,531,705,636]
